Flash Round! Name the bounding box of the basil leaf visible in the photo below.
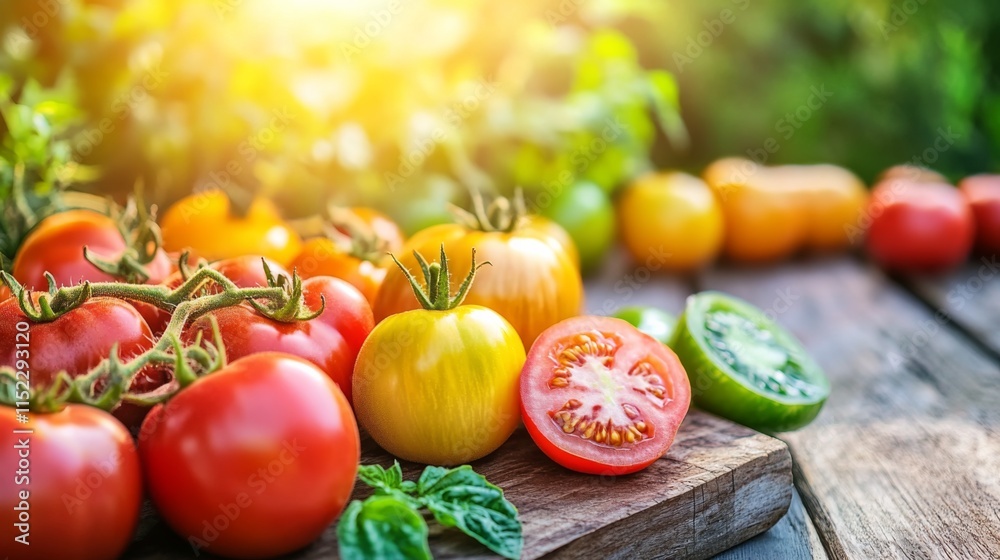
[337,496,432,560]
[358,462,404,493]
[417,465,523,560]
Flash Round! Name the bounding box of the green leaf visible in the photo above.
[417,466,523,560]
[337,497,432,560]
[358,462,405,493]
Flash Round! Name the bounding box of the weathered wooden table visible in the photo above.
[128,250,1000,559]
[583,250,1000,559]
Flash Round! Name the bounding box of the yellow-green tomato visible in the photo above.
[352,306,525,465]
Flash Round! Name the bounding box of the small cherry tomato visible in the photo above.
[619,172,724,271]
[520,316,691,475]
[184,276,373,403]
[160,190,302,266]
[866,180,974,271]
[0,404,142,560]
[140,353,359,559]
[960,174,1000,256]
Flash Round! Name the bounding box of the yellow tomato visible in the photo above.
[353,305,525,465]
[160,190,302,266]
[523,214,580,270]
[374,221,582,347]
[618,172,724,271]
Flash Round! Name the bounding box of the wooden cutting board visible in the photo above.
[126,409,792,559]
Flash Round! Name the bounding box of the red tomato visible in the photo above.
[12,209,171,338]
[139,353,359,559]
[520,316,691,475]
[12,209,171,290]
[0,404,142,560]
[183,277,373,403]
[866,180,975,271]
[959,174,1000,256]
[0,296,153,389]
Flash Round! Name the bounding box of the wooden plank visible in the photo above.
[126,410,792,560]
[697,257,1000,559]
[713,490,827,560]
[896,256,1000,357]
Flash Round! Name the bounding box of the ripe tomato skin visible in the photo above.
[524,214,580,270]
[160,190,302,266]
[866,180,975,271]
[184,276,373,403]
[520,316,691,476]
[12,209,172,290]
[291,238,386,305]
[374,223,582,346]
[717,176,806,264]
[0,296,153,389]
[139,353,359,559]
[960,174,1000,255]
[778,164,868,252]
[0,404,142,560]
[353,306,525,465]
[619,172,724,271]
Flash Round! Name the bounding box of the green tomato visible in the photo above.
[613,306,677,345]
[669,292,829,433]
[539,181,615,273]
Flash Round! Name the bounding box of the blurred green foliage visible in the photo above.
[612,0,999,181]
[0,0,996,226]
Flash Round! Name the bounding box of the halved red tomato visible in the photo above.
[520,316,691,475]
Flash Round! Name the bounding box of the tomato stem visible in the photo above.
[450,189,529,234]
[0,258,321,412]
[389,245,490,311]
[83,193,167,284]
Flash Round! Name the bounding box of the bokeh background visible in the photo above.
[1,0,997,231]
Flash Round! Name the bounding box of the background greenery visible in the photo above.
[1,0,997,227]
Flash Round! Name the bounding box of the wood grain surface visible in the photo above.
[897,257,1000,357]
[125,411,792,560]
[698,257,1000,559]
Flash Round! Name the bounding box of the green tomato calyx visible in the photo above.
[450,188,529,234]
[389,245,490,311]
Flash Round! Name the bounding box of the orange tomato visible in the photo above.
[715,168,807,264]
[160,190,302,266]
[770,165,868,252]
[290,238,387,305]
[618,171,724,271]
[374,220,582,346]
[523,214,580,270]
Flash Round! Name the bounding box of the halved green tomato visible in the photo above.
[612,306,677,346]
[669,291,829,432]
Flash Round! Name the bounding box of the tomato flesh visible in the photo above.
[521,316,691,475]
[670,292,829,433]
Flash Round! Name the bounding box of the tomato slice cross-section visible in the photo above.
[520,316,692,475]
